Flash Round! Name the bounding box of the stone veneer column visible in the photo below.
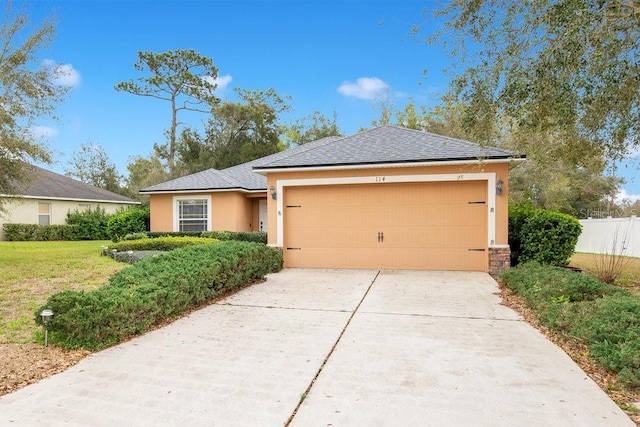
[488,246,511,277]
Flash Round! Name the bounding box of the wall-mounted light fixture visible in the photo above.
[269,185,277,200]
[40,309,54,347]
[496,178,504,196]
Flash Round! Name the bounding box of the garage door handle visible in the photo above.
[468,248,486,252]
[377,231,384,243]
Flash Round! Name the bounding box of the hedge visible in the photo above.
[3,223,77,241]
[36,241,283,350]
[107,236,219,252]
[66,207,111,240]
[147,230,268,244]
[500,262,640,388]
[509,205,582,266]
[107,207,150,242]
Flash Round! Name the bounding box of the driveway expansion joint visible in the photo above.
[284,270,381,426]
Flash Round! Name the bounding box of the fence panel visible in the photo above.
[576,216,639,257]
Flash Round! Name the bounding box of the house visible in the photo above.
[0,165,139,240]
[141,126,525,274]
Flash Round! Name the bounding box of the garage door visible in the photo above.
[283,181,488,271]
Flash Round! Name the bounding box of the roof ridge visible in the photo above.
[381,125,511,154]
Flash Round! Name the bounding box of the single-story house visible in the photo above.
[141,126,525,274]
[0,165,139,240]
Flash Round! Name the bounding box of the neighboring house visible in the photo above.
[141,126,525,273]
[0,165,139,240]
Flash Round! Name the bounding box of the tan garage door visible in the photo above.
[283,181,488,271]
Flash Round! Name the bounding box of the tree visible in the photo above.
[115,49,220,172]
[0,2,70,205]
[281,110,342,147]
[65,142,123,194]
[421,0,640,160]
[177,88,291,171]
[124,153,169,204]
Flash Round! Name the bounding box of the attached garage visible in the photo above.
[254,126,523,274]
[283,181,488,270]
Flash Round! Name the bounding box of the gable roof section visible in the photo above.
[253,125,520,171]
[140,136,342,193]
[11,166,138,204]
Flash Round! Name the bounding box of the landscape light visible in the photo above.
[39,309,54,347]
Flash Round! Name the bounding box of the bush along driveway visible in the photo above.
[36,241,283,350]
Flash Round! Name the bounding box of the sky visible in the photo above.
[21,0,640,202]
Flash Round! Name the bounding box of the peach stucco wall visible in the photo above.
[149,192,265,232]
[265,162,511,247]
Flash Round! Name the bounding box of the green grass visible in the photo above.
[571,253,640,291]
[0,241,125,344]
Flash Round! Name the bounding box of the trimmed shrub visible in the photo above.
[36,241,283,350]
[500,262,620,310]
[202,231,267,244]
[147,231,203,238]
[66,207,111,240]
[123,232,149,241]
[107,207,150,242]
[509,206,581,266]
[2,223,77,241]
[147,230,268,244]
[108,236,218,252]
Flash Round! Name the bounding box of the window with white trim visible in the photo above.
[177,198,209,231]
[38,202,51,225]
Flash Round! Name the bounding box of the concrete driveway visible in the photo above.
[0,270,632,426]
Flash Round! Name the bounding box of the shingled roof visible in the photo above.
[11,165,138,204]
[140,126,522,194]
[254,125,520,170]
[140,136,341,193]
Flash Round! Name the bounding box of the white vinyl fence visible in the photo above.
[575,216,640,258]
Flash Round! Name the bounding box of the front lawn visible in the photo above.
[0,241,125,343]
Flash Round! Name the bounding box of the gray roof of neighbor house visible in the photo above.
[12,165,139,204]
[140,126,523,194]
[254,125,520,170]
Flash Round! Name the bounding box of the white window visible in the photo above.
[38,202,51,225]
[174,197,210,232]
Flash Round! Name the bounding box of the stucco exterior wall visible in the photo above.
[148,192,264,233]
[264,162,511,247]
[0,197,136,240]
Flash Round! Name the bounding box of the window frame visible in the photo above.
[38,202,51,225]
[173,195,212,232]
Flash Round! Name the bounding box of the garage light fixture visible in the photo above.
[496,178,504,196]
[269,185,277,200]
[39,309,54,347]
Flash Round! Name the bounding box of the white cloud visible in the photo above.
[616,188,640,204]
[203,74,233,93]
[625,144,640,159]
[337,77,390,100]
[43,59,81,88]
[30,125,58,139]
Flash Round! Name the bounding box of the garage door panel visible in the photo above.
[283,181,488,271]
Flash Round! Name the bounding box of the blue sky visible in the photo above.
[24,0,639,200]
